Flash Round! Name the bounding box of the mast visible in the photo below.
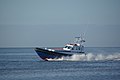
[75,37,81,43]
[75,35,85,52]
[74,36,85,44]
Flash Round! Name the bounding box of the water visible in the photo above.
[0,47,120,80]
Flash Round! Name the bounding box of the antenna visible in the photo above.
[80,34,85,43]
[74,37,80,43]
[74,34,85,44]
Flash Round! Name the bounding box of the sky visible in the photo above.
[0,0,120,47]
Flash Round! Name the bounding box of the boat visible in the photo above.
[35,36,85,61]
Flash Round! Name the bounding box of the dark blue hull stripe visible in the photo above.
[35,48,72,60]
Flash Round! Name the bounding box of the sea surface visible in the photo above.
[0,47,120,80]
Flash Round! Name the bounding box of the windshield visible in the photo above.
[64,46,72,49]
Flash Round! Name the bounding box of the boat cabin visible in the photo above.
[63,36,85,53]
[63,43,84,53]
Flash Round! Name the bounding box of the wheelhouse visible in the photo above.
[63,36,85,53]
[63,43,82,50]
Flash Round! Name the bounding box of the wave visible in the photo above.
[47,53,120,61]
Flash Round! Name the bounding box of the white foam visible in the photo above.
[47,53,120,61]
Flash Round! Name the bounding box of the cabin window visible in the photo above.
[72,48,74,50]
[73,46,80,50]
[79,47,80,50]
[65,46,68,48]
[76,46,79,50]
[68,46,71,49]
[65,46,72,49]
[73,46,76,50]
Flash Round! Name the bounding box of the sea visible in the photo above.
[0,47,120,80]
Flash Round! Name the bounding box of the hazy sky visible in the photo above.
[0,0,120,47]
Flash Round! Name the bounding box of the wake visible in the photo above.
[47,53,120,61]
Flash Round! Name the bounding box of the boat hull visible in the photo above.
[35,48,72,61]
